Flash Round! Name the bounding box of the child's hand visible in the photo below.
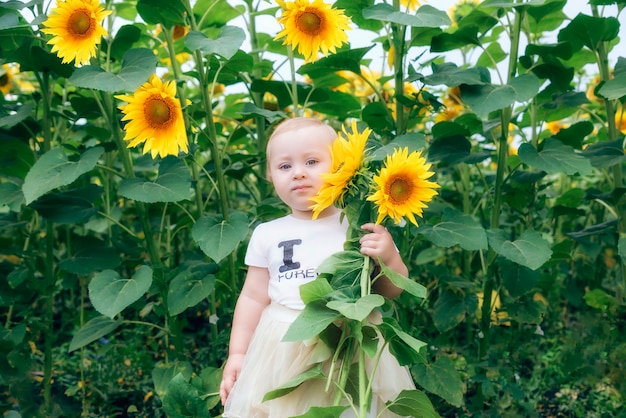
[220,353,245,406]
[359,223,399,266]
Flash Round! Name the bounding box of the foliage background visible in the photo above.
[1,0,626,417]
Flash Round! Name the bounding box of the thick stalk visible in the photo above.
[37,69,55,416]
[391,15,406,135]
[478,6,523,400]
[591,5,625,302]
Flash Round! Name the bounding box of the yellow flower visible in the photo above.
[0,64,13,95]
[41,0,111,66]
[115,74,189,159]
[368,148,439,226]
[275,0,351,62]
[400,0,420,12]
[310,120,370,219]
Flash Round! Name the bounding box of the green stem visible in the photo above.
[591,5,625,303]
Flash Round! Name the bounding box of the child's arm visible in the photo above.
[220,266,271,405]
[359,223,408,299]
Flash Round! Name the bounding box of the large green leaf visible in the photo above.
[136,0,186,27]
[460,84,517,119]
[185,26,245,60]
[432,290,478,332]
[69,316,122,352]
[22,147,104,205]
[326,294,385,322]
[557,13,620,51]
[299,276,335,304]
[291,406,349,418]
[58,237,122,275]
[69,48,157,92]
[518,138,593,176]
[167,263,217,316]
[499,258,540,298]
[317,250,364,289]
[582,139,626,168]
[191,210,248,263]
[283,301,342,342]
[298,47,373,77]
[379,262,427,299]
[263,364,325,402]
[0,182,24,212]
[362,4,450,28]
[88,266,153,319]
[419,208,488,251]
[378,317,428,364]
[386,390,438,418]
[152,361,193,399]
[0,102,33,129]
[414,356,464,407]
[0,138,34,179]
[161,373,212,418]
[29,184,102,224]
[508,73,542,102]
[598,71,626,100]
[487,229,552,270]
[118,157,192,203]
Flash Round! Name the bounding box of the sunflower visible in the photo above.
[310,120,370,219]
[0,65,13,95]
[41,0,111,66]
[368,148,439,226]
[115,74,189,159]
[275,0,351,62]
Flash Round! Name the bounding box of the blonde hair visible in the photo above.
[266,117,337,162]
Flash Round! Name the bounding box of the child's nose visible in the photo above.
[292,165,307,179]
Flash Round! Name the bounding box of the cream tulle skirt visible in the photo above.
[222,303,415,418]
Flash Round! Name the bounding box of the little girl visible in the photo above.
[220,117,415,417]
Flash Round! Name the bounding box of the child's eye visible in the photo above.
[279,163,291,170]
[306,159,318,166]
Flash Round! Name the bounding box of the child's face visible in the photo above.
[267,125,335,219]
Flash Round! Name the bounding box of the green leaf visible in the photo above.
[192,210,248,263]
[582,139,626,168]
[22,147,104,205]
[419,208,488,251]
[0,182,24,212]
[69,316,122,352]
[263,364,325,401]
[88,266,153,319]
[557,13,620,51]
[379,263,427,299]
[386,389,438,418]
[291,406,349,418]
[326,294,385,321]
[584,288,618,311]
[414,356,464,407]
[152,361,193,399]
[317,250,364,289]
[119,157,192,203]
[432,290,478,332]
[460,84,517,119]
[161,373,212,418]
[58,237,122,275]
[499,258,540,298]
[185,26,245,60]
[29,185,102,224]
[423,63,487,87]
[299,47,373,78]
[506,295,546,324]
[598,71,626,100]
[299,276,335,304]
[508,73,542,102]
[362,4,451,27]
[378,317,428,365]
[518,138,593,176]
[283,301,342,342]
[0,138,34,179]
[69,48,157,92]
[0,102,34,129]
[167,263,217,315]
[487,229,552,270]
[136,0,186,27]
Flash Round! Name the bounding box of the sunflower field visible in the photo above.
[1,0,626,416]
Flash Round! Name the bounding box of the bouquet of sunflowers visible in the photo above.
[264,120,440,417]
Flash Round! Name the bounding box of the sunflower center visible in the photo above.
[387,176,413,204]
[68,10,93,36]
[144,97,173,128]
[0,74,8,87]
[297,11,322,35]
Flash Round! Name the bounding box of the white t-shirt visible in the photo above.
[245,212,348,310]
